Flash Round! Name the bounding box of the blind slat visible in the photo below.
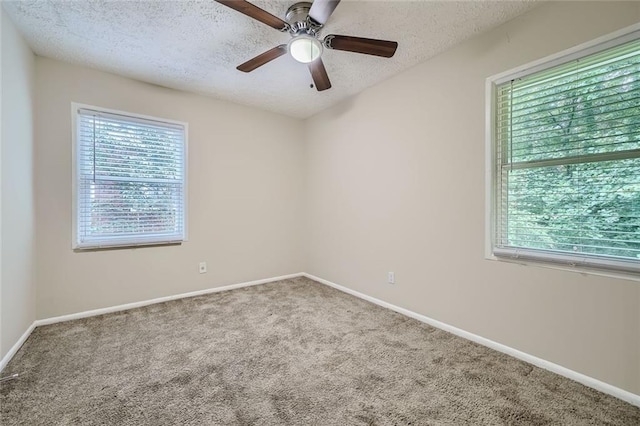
[493,34,640,270]
[76,107,186,249]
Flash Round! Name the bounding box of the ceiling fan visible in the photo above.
[216,0,398,91]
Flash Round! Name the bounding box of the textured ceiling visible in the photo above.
[3,0,540,118]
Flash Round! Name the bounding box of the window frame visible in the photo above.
[485,24,640,278]
[71,103,189,250]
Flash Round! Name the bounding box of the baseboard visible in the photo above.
[2,273,302,372]
[2,273,303,372]
[34,273,304,327]
[303,273,640,408]
[0,322,36,373]
[7,271,639,408]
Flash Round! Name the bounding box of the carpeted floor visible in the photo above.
[1,276,639,425]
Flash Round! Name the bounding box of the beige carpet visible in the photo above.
[1,276,639,425]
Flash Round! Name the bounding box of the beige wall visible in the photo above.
[35,58,306,319]
[305,1,640,394]
[10,0,638,397]
[1,10,36,359]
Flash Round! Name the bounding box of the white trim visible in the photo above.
[0,322,36,373]
[303,273,640,408]
[4,272,638,408]
[1,273,302,370]
[71,102,79,249]
[35,273,304,326]
[70,102,189,250]
[490,23,640,85]
[484,23,640,280]
[484,76,497,260]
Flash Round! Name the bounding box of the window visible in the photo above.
[73,105,187,249]
[487,29,640,273]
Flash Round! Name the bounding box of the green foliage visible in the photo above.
[502,45,640,260]
[81,120,183,237]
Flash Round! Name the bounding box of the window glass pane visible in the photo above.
[505,158,640,260]
[75,107,186,249]
[79,180,184,237]
[493,33,640,270]
[498,38,640,165]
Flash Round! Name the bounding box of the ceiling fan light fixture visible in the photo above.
[288,35,322,63]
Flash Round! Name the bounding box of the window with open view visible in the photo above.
[73,105,187,249]
[488,30,640,273]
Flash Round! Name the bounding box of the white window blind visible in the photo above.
[492,34,640,272]
[75,107,186,249]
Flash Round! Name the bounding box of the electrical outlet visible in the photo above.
[199,262,207,274]
[388,271,395,284]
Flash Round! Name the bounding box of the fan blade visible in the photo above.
[216,0,288,31]
[308,0,341,25]
[237,45,287,72]
[308,58,331,91]
[324,35,398,58]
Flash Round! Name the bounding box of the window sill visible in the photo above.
[74,241,183,252]
[485,253,640,283]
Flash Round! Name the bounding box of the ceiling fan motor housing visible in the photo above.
[286,2,321,36]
